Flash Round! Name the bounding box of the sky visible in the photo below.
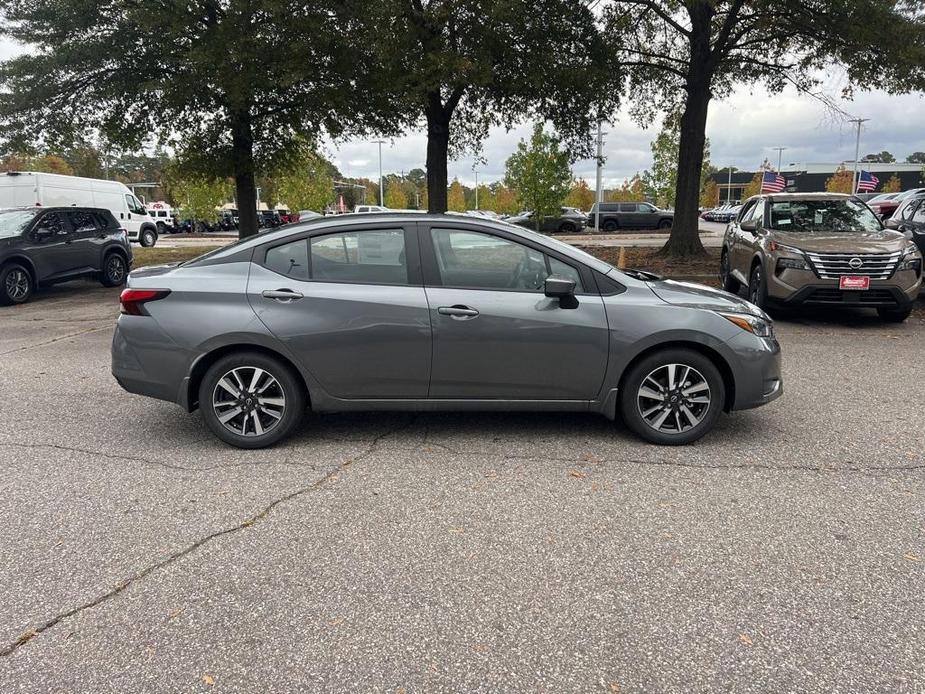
[2,37,923,188]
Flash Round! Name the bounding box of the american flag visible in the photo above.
[857,170,879,192]
[761,171,786,193]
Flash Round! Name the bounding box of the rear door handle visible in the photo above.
[438,305,479,318]
[262,289,303,302]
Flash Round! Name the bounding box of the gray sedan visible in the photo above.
[112,213,782,448]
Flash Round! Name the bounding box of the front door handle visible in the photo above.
[262,289,303,302]
[438,305,479,319]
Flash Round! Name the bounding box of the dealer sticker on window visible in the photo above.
[840,276,870,290]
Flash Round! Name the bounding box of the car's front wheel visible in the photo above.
[99,252,128,287]
[877,306,912,323]
[199,352,306,449]
[657,218,672,229]
[140,228,157,247]
[620,348,725,445]
[558,221,577,234]
[720,249,741,294]
[0,263,33,305]
[602,219,618,232]
[748,263,768,310]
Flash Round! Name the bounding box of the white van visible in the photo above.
[0,171,159,246]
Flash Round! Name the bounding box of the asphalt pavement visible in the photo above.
[0,281,923,692]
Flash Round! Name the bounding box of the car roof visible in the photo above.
[201,212,614,274]
[0,205,113,214]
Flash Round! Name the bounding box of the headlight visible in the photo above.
[719,312,774,338]
[776,256,809,271]
[899,245,922,271]
[768,241,804,254]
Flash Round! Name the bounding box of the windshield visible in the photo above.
[768,199,882,233]
[0,209,38,238]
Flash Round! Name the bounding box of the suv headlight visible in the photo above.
[719,312,774,338]
[899,245,922,271]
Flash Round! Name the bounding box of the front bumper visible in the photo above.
[726,331,783,411]
[767,265,920,309]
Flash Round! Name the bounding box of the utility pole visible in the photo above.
[594,121,605,232]
[473,166,479,210]
[849,118,870,194]
[373,140,385,206]
[773,147,787,172]
[727,167,733,204]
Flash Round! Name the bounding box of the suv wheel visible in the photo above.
[602,219,618,232]
[199,352,306,449]
[720,249,741,293]
[140,228,157,247]
[657,218,672,229]
[619,348,725,445]
[0,263,33,305]
[99,253,128,287]
[558,221,577,234]
[748,263,768,310]
[877,306,912,323]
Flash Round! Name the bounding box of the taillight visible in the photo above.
[120,288,170,316]
[119,227,128,241]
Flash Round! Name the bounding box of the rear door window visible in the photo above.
[619,204,636,212]
[265,239,309,280]
[310,229,407,284]
[34,212,68,237]
[67,210,100,234]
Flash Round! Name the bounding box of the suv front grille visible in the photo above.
[805,251,901,280]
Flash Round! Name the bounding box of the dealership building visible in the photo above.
[711,162,925,202]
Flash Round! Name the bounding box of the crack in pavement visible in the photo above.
[0,326,110,356]
[0,418,415,658]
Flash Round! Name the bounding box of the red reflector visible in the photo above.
[120,288,170,315]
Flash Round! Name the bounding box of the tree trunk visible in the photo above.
[425,101,450,214]
[231,111,259,239]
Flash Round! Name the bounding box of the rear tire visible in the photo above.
[720,249,741,294]
[99,252,128,287]
[877,306,912,323]
[602,219,618,232]
[619,348,725,445]
[748,262,768,310]
[199,351,306,449]
[558,221,577,234]
[140,228,157,247]
[657,218,672,229]
[0,263,33,305]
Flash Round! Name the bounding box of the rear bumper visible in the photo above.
[111,318,191,406]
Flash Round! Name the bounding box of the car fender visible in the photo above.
[1,253,38,284]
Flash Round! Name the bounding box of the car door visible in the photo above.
[247,222,432,399]
[636,203,658,228]
[26,211,74,281]
[729,199,759,274]
[64,209,105,271]
[420,223,610,400]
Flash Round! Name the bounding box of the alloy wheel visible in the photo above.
[107,256,125,284]
[750,267,762,304]
[212,366,286,437]
[5,269,30,301]
[636,363,712,434]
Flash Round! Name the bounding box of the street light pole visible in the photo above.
[848,118,870,194]
[474,167,479,210]
[727,167,732,204]
[594,121,605,232]
[773,147,787,172]
[373,140,385,206]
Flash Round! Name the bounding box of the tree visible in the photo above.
[0,1,396,238]
[608,175,646,202]
[275,150,335,213]
[881,174,902,193]
[0,153,73,175]
[487,183,519,215]
[385,178,409,209]
[740,172,763,201]
[604,0,925,256]
[505,124,572,231]
[825,165,854,194]
[564,178,595,211]
[862,151,896,163]
[642,111,711,210]
[164,167,233,230]
[700,180,719,208]
[446,178,467,211]
[906,152,925,164]
[367,0,617,213]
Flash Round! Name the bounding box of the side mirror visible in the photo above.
[739,219,758,233]
[884,218,900,230]
[544,275,576,298]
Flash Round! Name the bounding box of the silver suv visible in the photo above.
[112,214,782,448]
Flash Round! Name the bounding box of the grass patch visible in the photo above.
[583,246,721,285]
[132,246,221,269]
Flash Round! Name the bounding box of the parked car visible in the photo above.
[884,193,925,258]
[146,201,177,234]
[853,192,882,203]
[353,204,389,213]
[0,171,159,247]
[704,204,742,223]
[869,188,925,219]
[588,202,674,231]
[720,193,922,322]
[113,213,782,448]
[506,207,589,233]
[0,207,132,305]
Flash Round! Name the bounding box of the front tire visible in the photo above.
[140,228,157,247]
[0,263,33,305]
[720,249,741,294]
[877,306,912,323]
[620,348,725,445]
[748,262,768,310]
[558,221,577,234]
[657,218,672,229]
[199,352,306,449]
[602,219,618,232]
[99,252,128,287]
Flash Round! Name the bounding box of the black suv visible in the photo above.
[589,202,674,231]
[0,207,132,305]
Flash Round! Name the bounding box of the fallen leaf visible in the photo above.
[16,629,37,646]
[739,633,753,646]
[202,674,215,686]
[903,553,920,562]
[484,469,498,478]
[328,616,346,627]
[448,527,465,534]
[167,607,184,621]
[609,682,621,692]
[569,470,587,479]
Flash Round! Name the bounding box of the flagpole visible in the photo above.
[849,117,869,194]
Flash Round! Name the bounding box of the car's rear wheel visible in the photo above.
[199,352,306,449]
[99,252,128,287]
[140,228,157,247]
[0,263,33,305]
[720,249,741,293]
[657,218,672,229]
[558,221,577,233]
[877,306,912,323]
[748,263,768,310]
[602,219,618,232]
[620,349,725,445]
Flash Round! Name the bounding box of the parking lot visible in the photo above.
[1,282,923,692]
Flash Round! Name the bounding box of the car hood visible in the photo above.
[769,229,909,254]
[648,278,764,316]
